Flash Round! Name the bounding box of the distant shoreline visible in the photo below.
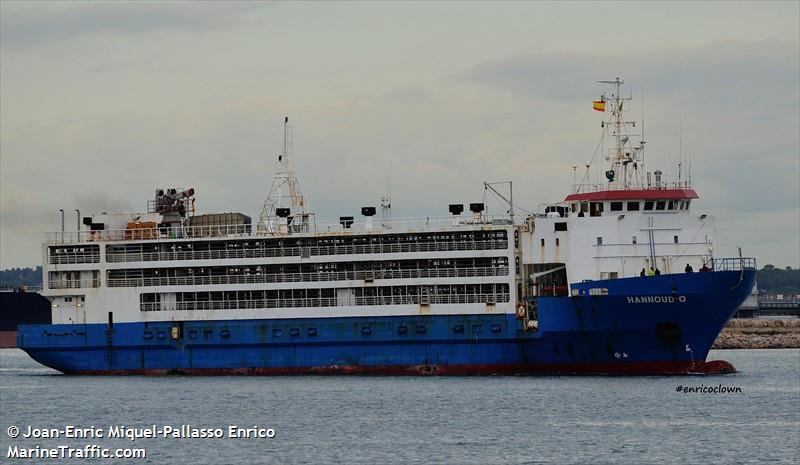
[713,319,800,349]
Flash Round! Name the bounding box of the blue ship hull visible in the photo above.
[17,270,756,375]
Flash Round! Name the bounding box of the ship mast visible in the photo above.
[597,77,645,189]
[258,117,310,234]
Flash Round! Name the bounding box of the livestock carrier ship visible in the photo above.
[18,79,756,375]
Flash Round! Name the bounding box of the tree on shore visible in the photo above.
[758,265,800,295]
[0,267,43,287]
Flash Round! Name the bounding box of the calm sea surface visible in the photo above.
[1,349,798,464]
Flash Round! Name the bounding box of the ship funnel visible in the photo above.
[469,203,484,223]
[275,208,290,234]
[362,207,375,230]
[469,203,484,213]
[449,204,464,225]
[449,204,464,215]
[340,216,354,229]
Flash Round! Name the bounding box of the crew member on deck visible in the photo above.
[654,268,661,275]
[640,268,646,277]
[685,263,693,273]
[700,262,710,272]
[647,266,655,276]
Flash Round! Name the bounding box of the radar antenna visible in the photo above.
[595,77,646,189]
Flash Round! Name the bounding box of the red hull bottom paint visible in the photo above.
[0,331,16,348]
[70,360,736,376]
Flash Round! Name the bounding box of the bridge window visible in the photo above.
[644,201,654,211]
[668,201,675,210]
[554,222,567,232]
[610,202,623,211]
[656,201,666,211]
[627,202,640,211]
[596,237,603,246]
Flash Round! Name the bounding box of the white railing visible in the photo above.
[710,257,757,271]
[108,266,510,288]
[48,253,101,265]
[140,293,511,312]
[46,215,512,244]
[48,279,101,290]
[105,240,509,263]
[571,178,693,195]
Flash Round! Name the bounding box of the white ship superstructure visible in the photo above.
[43,213,515,326]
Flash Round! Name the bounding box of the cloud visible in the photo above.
[0,2,267,50]
[460,40,799,108]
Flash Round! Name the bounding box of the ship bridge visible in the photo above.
[521,185,711,285]
[563,188,698,218]
[518,77,716,287]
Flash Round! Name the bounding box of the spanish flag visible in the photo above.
[593,100,606,112]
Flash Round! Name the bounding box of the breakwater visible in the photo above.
[713,318,800,349]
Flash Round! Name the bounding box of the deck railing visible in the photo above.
[48,253,101,265]
[47,215,512,244]
[140,292,510,312]
[710,257,757,271]
[571,179,693,194]
[108,266,509,288]
[48,279,101,290]
[105,239,509,263]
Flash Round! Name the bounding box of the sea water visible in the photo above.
[1,349,798,464]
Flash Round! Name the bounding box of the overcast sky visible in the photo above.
[1,1,798,269]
